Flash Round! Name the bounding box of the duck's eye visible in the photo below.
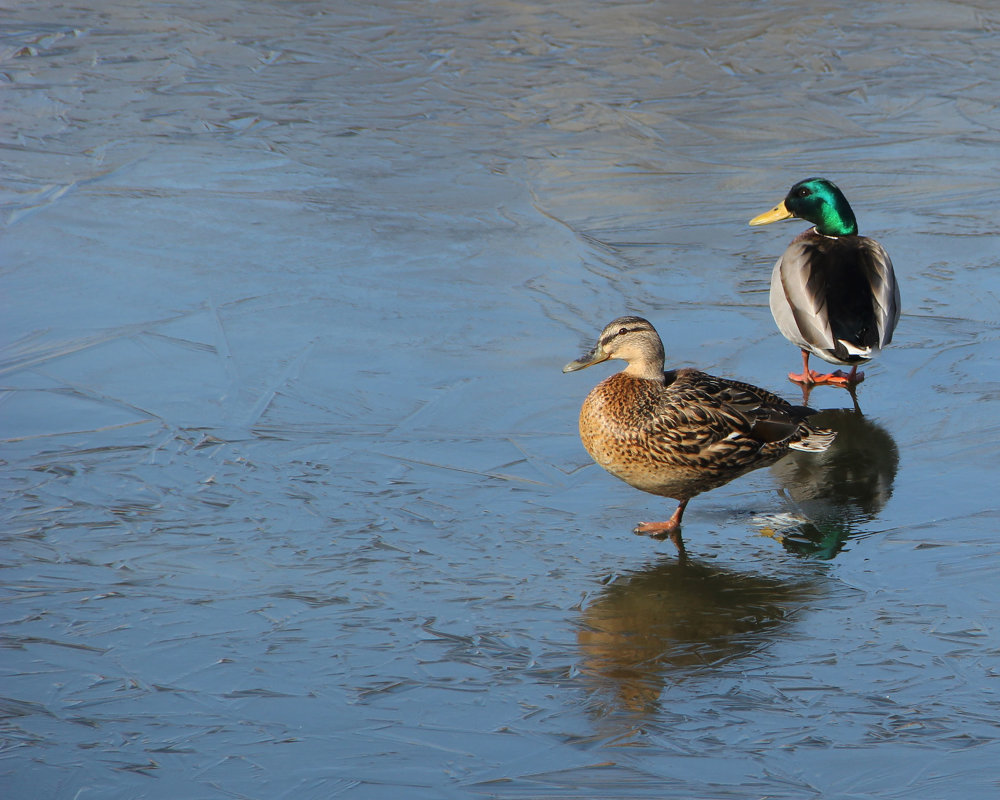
[618,327,628,336]
[796,187,809,197]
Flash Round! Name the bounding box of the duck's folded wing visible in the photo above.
[777,240,838,353]
[668,370,830,450]
[639,402,763,465]
[650,371,801,450]
[859,238,900,348]
[674,370,806,417]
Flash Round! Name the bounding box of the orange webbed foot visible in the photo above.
[788,368,864,387]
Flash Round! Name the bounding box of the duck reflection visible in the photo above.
[765,408,899,558]
[577,558,814,716]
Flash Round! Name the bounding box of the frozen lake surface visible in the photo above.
[3,1,1000,797]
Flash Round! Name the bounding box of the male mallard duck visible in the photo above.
[749,177,900,386]
[563,316,835,550]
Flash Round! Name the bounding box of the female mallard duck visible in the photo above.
[749,177,900,386]
[564,316,835,550]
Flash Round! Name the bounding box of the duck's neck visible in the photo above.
[814,214,857,237]
[813,193,858,237]
[623,362,666,382]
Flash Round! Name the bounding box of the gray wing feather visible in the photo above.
[862,239,900,348]
[771,243,837,352]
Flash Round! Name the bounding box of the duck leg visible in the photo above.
[788,350,824,384]
[635,500,688,554]
[789,350,865,387]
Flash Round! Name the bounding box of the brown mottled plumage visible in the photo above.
[564,316,835,551]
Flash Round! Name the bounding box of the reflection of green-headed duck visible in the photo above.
[750,178,900,387]
[564,316,835,551]
[767,408,899,559]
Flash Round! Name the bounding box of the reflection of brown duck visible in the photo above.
[766,409,899,557]
[563,317,835,552]
[578,558,813,716]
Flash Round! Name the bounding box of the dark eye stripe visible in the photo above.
[601,326,641,347]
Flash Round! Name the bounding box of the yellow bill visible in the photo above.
[749,201,794,226]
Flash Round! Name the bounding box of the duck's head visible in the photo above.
[563,316,666,381]
[749,177,858,237]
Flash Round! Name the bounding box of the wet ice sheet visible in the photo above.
[3,1,1000,798]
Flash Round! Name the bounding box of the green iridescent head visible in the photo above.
[750,177,858,237]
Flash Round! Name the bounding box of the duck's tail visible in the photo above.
[789,424,836,452]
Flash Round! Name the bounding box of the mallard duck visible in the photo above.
[749,177,900,386]
[563,316,835,550]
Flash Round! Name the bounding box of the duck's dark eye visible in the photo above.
[796,187,809,197]
[618,327,628,336]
